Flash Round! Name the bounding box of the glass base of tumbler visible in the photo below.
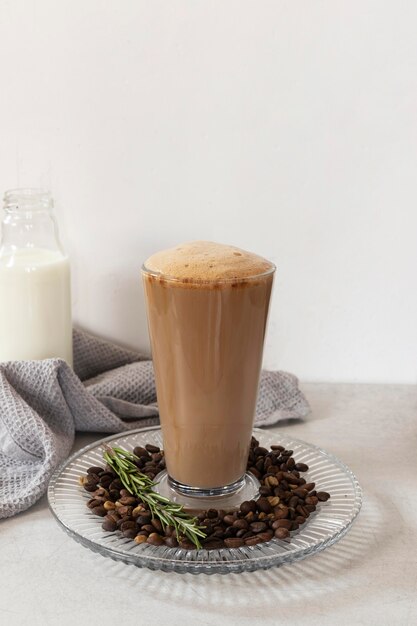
[153,470,260,512]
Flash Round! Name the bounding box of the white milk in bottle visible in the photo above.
[0,189,73,364]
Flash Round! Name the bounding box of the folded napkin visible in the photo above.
[0,328,310,520]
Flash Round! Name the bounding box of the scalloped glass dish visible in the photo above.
[48,426,362,575]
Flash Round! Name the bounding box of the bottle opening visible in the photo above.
[3,188,53,212]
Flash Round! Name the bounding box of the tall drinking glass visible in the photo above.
[142,242,275,499]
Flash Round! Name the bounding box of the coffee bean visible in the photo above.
[295,463,309,472]
[102,519,117,532]
[223,514,235,526]
[267,496,280,507]
[202,518,214,527]
[83,480,99,493]
[255,458,265,472]
[109,479,123,491]
[132,505,146,518]
[295,516,306,526]
[203,539,225,550]
[108,489,120,502]
[207,508,218,519]
[272,519,292,530]
[164,536,179,548]
[136,514,152,525]
[202,522,216,533]
[147,533,164,546]
[123,528,138,539]
[250,521,267,533]
[87,466,104,476]
[106,511,120,524]
[117,505,133,517]
[305,496,319,506]
[265,476,279,488]
[274,527,290,540]
[91,505,107,517]
[208,518,222,527]
[133,446,150,458]
[145,444,160,454]
[256,497,272,513]
[273,505,289,519]
[241,531,254,539]
[292,488,308,499]
[164,525,175,537]
[211,529,225,539]
[296,505,309,517]
[99,468,117,480]
[134,534,148,545]
[317,491,330,502]
[305,504,316,513]
[271,445,285,451]
[151,518,163,533]
[143,462,158,472]
[245,535,263,546]
[99,474,113,488]
[224,538,244,548]
[120,520,136,532]
[87,497,103,509]
[304,482,316,492]
[254,446,269,457]
[103,500,116,511]
[141,524,156,534]
[240,500,257,514]
[233,519,248,530]
[257,530,273,542]
[289,496,299,509]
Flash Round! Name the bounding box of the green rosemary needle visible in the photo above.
[102,445,206,549]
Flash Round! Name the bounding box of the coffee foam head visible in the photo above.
[144,241,274,281]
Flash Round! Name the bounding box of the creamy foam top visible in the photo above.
[144,241,274,281]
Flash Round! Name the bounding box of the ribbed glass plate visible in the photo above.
[48,426,362,575]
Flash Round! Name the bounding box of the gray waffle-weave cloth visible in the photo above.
[0,328,310,519]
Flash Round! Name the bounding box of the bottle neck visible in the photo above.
[1,189,64,255]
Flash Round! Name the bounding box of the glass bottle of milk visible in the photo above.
[0,189,72,365]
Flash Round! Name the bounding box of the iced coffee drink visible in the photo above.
[142,241,275,497]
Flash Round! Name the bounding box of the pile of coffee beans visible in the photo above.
[80,436,330,550]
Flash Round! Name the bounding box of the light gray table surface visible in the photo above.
[1,383,416,626]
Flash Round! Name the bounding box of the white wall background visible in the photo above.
[0,1,416,383]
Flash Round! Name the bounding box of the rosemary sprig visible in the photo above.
[102,445,206,549]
